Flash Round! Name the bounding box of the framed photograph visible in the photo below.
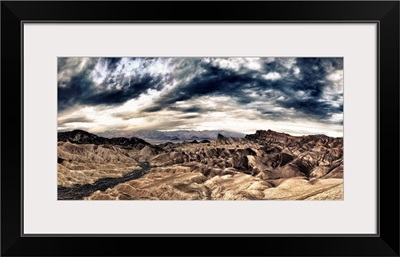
[2,1,399,256]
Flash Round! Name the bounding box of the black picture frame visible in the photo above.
[1,1,399,256]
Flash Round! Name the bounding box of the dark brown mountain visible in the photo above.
[58,129,149,149]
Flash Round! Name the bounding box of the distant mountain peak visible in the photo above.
[58,130,149,148]
[125,129,246,144]
[71,129,90,133]
[217,133,226,140]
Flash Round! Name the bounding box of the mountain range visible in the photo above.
[96,129,245,144]
[58,129,149,148]
[58,129,343,200]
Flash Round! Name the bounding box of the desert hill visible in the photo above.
[57,129,343,200]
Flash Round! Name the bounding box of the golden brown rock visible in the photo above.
[58,129,343,200]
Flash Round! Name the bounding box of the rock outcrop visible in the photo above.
[58,130,149,149]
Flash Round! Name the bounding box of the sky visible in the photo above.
[58,57,343,137]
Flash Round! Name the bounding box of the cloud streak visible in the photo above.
[58,115,94,126]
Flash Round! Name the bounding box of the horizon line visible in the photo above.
[57,128,343,139]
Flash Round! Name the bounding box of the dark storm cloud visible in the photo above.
[146,57,343,123]
[150,62,261,107]
[142,106,164,113]
[167,106,214,114]
[180,114,201,119]
[252,58,343,123]
[82,74,159,105]
[57,57,171,111]
[58,57,343,125]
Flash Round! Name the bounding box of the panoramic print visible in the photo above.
[58,57,343,200]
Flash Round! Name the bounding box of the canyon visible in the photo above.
[58,129,343,200]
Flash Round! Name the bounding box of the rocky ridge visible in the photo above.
[58,129,343,200]
[58,130,150,149]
